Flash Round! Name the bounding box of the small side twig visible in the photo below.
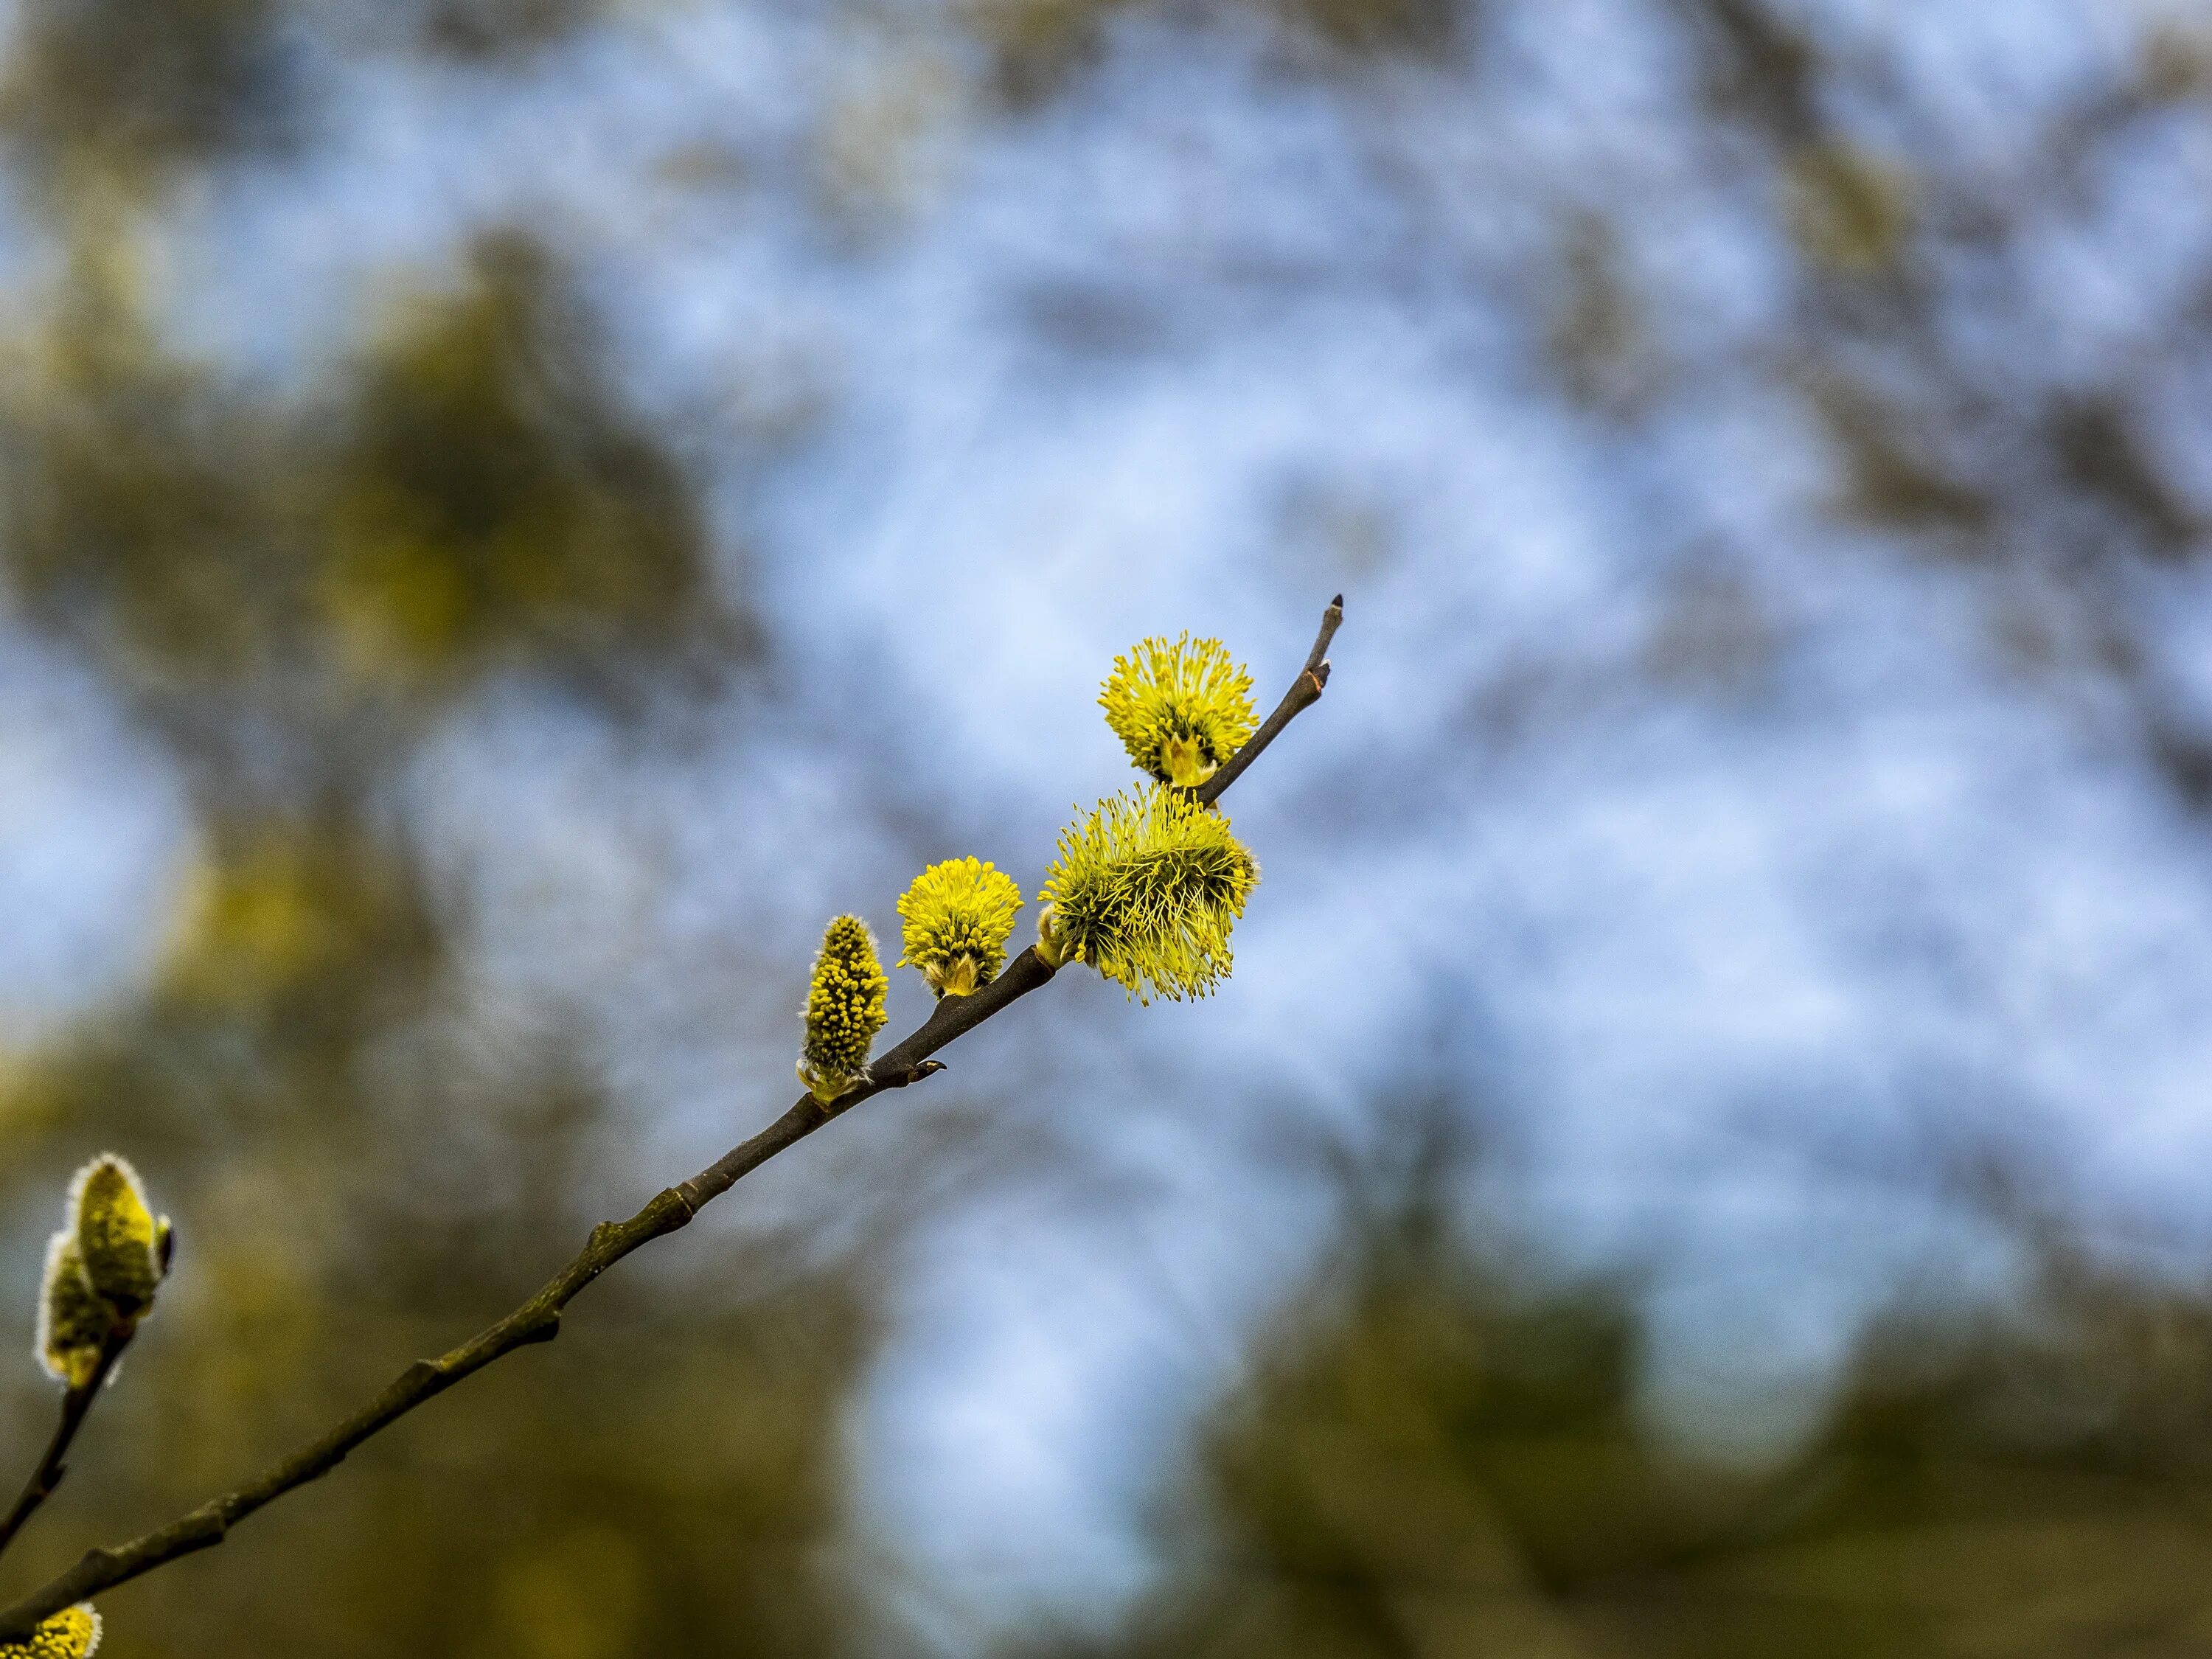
[0,596,1344,1640]
[0,1331,131,1565]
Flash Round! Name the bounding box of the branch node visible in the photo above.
[400,1359,444,1391]
[650,1186,698,1228]
[516,1311,562,1346]
[178,1510,226,1547]
[871,1058,948,1090]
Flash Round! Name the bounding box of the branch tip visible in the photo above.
[1192,597,1343,806]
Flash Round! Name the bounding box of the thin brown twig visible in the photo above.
[1194,594,1340,807]
[0,1332,131,1566]
[0,597,1343,1640]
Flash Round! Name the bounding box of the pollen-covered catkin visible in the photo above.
[36,1237,109,1390]
[0,1603,102,1658]
[897,858,1023,997]
[1036,785,1259,1003]
[71,1156,163,1316]
[1099,634,1257,790]
[799,914,889,1102]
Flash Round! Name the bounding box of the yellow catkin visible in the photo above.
[1037,785,1259,1003]
[1099,634,1257,789]
[799,914,889,1102]
[70,1156,161,1316]
[36,1237,109,1391]
[897,858,1024,997]
[0,1604,102,1658]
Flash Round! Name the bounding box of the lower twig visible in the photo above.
[0,596,1343,1640]
[0,1332,131,1566]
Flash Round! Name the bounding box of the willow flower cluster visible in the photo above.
[897,858,1023,997]
[2,609,1317,1656]
[1035,785,1259,1002]
[1099,633,1257,790]
[38,1156,170,1391]
[798,914,889,1102]
[793,626,1264,1087]
[0,1606,101,1659]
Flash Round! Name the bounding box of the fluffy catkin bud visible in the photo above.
[36,1237,109,1391]
[0,1603,102,1658]
[1036,785,1259,1003]
[1099,634,1257,790]
[799,914,889,1103]
[70,1156,164,1318]
[897,858,1024,997]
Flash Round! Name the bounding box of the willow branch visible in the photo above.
[1194,594,1340,807]
[0,597,1344,1639]
[0,1332,131,1565]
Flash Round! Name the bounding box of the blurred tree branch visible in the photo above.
[0,1332,131,1565]
[0,598,1343,1641]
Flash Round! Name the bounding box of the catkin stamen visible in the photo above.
[0,1603,102,1658]
[1037,785,1259,1003]
[799,915,889,1102]
[1099,634,1258,790]
[897,858,1024,998]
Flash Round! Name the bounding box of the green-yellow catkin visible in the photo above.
[1099,633,1258,790]
[1035,785,1259,1003]
[897,858,1024,997]
[36,1237,109,1391]
[799,914,889,1103]
[70,1156,164,1318]
[0,1603,101,1658]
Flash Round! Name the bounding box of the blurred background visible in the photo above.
[6,0,2212,1652]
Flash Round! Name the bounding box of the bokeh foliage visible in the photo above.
[7,0,2212,1652]
[1,220,735,732]
[0,0,293,183]
[1062,1186,2212,1659]
[0,239,826,1645]
[970,0,1460,107]
[1,5,792,1649]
